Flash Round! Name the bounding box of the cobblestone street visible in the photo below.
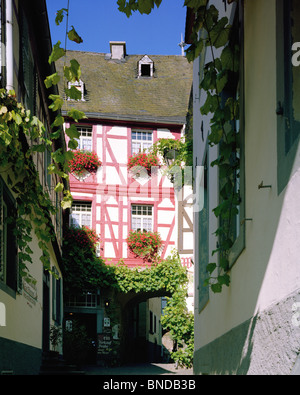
[84,363,194,375]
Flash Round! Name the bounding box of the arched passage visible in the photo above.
[116,290,173,364]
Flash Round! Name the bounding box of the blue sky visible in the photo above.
[46,0,188,56]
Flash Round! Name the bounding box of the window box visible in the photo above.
[127,151,160,177]
[126,229,163,263]
[69,150,102,178]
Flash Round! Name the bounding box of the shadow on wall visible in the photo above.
[193,315,257,375]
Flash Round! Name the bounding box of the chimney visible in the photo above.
[109,41,126,60]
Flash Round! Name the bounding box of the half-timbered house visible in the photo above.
[62,43,193,266]
[58,42,193,362]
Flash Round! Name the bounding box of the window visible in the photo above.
[138,55,154,78]
[70,201,92,228]
[149,311,154,334]
[149,311,157,334]
[0,178,18,294]
[75,126,93,151]
[218,6,245,268]
[141,64,151,77]
[277,0,300,193]
[66,292,97,308]
[52,267,61,324]
[131,204,153,232]
[131,130,153,154]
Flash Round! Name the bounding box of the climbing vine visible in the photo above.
[62,225,188,296]
[119,0,241,293]
[185,0,240,293]
[0,90,58,276]
[0,5,85,276]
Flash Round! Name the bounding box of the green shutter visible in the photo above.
[277,0,300,193]
[21,7,35,113]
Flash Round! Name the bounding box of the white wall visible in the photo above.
[193,0,300,374]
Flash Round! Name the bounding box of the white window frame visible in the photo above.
[131,204,153,232]
[131,130,153,154]
[70,201,92,228]
[75,126,93,152]
[138,55,154,78]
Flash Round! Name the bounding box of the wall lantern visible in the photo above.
[163,148,178,167]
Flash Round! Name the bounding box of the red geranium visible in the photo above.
[64,225,100,252]
[127,152,160,175]
[126,230,163,262]
[69,150,102,175]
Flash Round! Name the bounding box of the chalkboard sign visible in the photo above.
[97,333,112,356]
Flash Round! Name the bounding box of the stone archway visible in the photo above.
[116,289,172,364]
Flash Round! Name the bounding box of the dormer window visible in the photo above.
[67,79,85,101]
[110,41,126,60]
[138,55,154,78]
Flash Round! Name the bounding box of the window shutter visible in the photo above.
[21,8,35,113]
[56,278,61,324]
[52,267,56,322]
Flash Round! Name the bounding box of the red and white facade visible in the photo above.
[65,120,189,267]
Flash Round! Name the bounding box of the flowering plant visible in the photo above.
[69,150,102,175]
[126,230,163,262]
[127,152,160,176]
[64,225,100,252]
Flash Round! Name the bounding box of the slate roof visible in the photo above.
[57,50,193,125]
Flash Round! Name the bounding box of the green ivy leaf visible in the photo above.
[44,72,60,89]
[221,44,240,72]
[61,191,73,209]
[51,148,65,164]
[65,86,82,101]
[31,144,46,153]
[217,273,230,286]
[211,283,222,293]
[65,124,80,139]
[51,115,64,128]
[184,0,208,9]
[200,92,219,115]
[209,17,230,48]
[12,111,22,125]
[55,8,68,25]
[64,59,81,83]
[48,94,64,111]
[67,26,83,44]
[206,262,216,274]
[68,139,78,150]
[54,182,64,193]
[48,41,65,64]
[67,109,87,122]
[208,127,223,145]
